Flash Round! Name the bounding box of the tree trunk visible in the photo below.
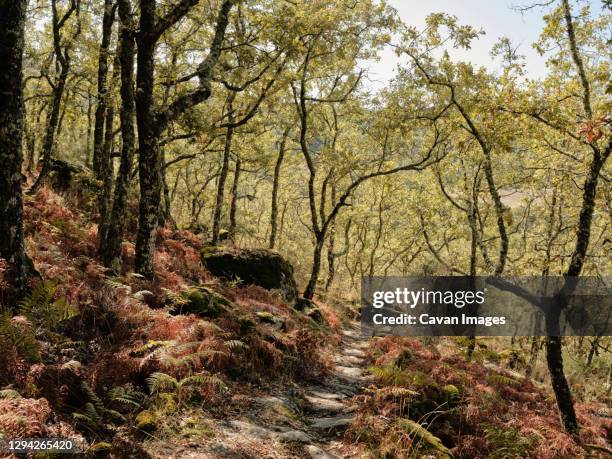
[0,0,28,304]
[100,0,135,271]
[304,236,324,300]
[29,0,79,194]
[212,107,234,245]
[546,336,578,433]
[269,127,289,249]
[29,63,69,193]
[228,156,241,241]
[93,0,116,179]
[134,8,161,278]
[98,64,117,244]
[134,0,233,277]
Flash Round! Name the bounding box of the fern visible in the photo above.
[224,339,249,351]
[147,372,179,394]
[19,281,77,331]
[0,308,41,363]
[0,389,21,399]
[107,386,145,409]
[487,374,519,386]
[369,365,409,386]
[104,278,132,293]
[394,418,452,458]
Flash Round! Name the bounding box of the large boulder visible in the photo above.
[201,248,298,303]
[48,159,100,194]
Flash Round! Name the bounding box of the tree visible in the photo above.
[134,0,234,278]
[99,0,136,270]
[29,0,81,194]
[0,0,29,303]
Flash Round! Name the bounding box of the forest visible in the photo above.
[0,0,610,457]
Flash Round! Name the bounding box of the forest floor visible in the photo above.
[145,325,371,459]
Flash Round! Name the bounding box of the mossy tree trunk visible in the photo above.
[100,0,136,270]
[134,0,234,278]
[0,0,29,304]
[29,0,81,195]
[92,0,116,179]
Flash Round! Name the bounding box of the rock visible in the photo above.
[441,384,461,406]
[342,348,365,358]
[90,442,112,457]
[306,389,346,400]
[294,297,315,311]
[256,311,282,326]
[238,315,256,333]
[310,414,354,432]
[334,365,364,380]
[304,394,347,413]
[307,308,325,324]
[278,430,311,443]
[135,410,157,433]
[169,286,235,318]
[306,445,341,459]
[228,420,274,439]
[201,247,298,303]
[46,159,101,211]
[254,395,300,418]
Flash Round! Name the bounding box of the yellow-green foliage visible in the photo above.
[394,418,453,458]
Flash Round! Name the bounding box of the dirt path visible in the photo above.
[147,325,368,459]
[149,325,371,458]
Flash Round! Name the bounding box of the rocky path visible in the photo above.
[148,325,371,458]
[300,326,369,458]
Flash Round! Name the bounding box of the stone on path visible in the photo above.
[310,414,355,432]
[335,365,364,379]
[278,430,311,443]
[304,394,347,413]
[306,444,342,459]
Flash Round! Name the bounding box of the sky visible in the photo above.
[365,0,559,88]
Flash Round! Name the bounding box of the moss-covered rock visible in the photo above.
[89,442,112,457]
[256,311,282,325]
[135,410,157,433]
[307,308,324,324]
[169,286,235,318]
[200,248,298,303]
[47,159,101,212]
[441,384,461,406]
[238,315,256,333]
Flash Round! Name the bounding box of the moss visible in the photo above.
[200,248,298,303]
[170,286,235,318]
[307,308,324,324]
[135,409,157,433]
[441,384,461,406]
[89,442,112,455]
[256,311,280,325]
[238,315,256,333]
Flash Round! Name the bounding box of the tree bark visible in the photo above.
[228,156,241,241]
[212,94,235,245]
[0,0,29,304]
[92,0,117,179]
[29,0,80,194]
[98,51,119,244]
[542,0,611,436]
[134,0,233,278]
[100,0,136,271]
[269,126,289,249]
[304,236,325,300]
